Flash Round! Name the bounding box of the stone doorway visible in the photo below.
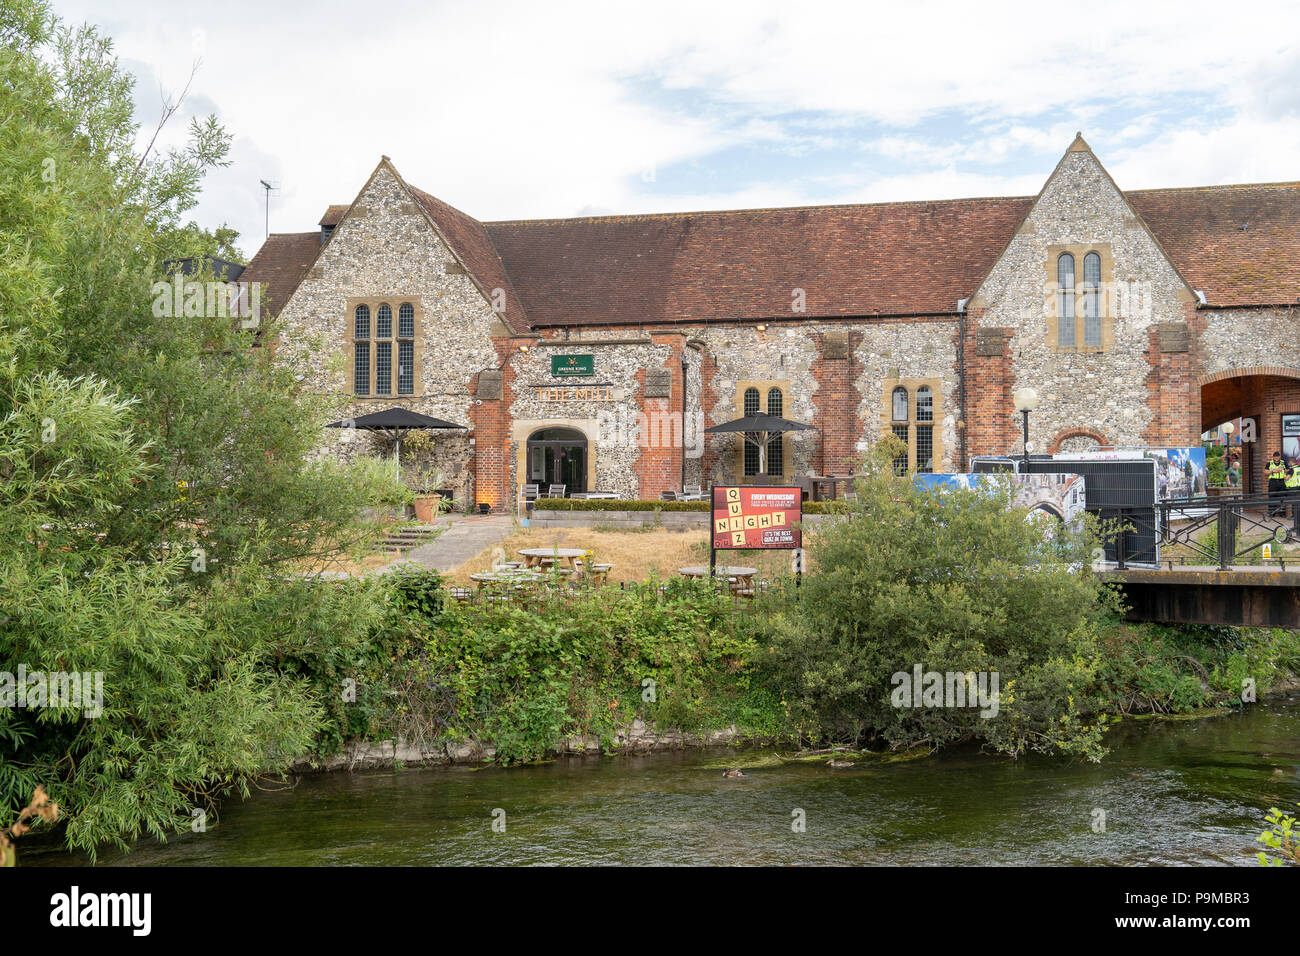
[526,427,587,494]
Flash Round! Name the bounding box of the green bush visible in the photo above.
[759,437,1120,760]
[378,577,783,764]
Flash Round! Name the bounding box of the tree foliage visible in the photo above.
[763,437,1122,760]
[0,0,394,856]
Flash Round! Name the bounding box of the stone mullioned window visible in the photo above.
[1045,244,1114,353]
[883,378,942,474]
[737,382,788,479]
[347,298,422,398]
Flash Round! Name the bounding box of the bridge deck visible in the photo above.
[1098,565,1300,627]
[1100,565,1300,586]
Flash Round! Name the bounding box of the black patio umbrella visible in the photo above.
[325,407,467,480]
[704,413,815,482]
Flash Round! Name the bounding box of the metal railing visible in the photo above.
[1109,492,1300,571]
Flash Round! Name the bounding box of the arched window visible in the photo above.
[1057,253,1075,348]
[353,300,420,397]
[743,387,761,416]
[1082,252,1101,347]
[892,386,909,422]
[353,305,371,395]
[916,386,933,422]
[766,388,783,417]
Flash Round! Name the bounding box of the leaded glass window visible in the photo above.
[1057,253,1076,348]
[892,424,909,475]
[916,425,933,473]
[1083,252,1101,346]
[892,386,909,422]
[916,385,933,422]
[354,342,370,395]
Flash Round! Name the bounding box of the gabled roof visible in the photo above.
[485,197,1033,326]
[239,231,321,317]
[242,150,1300,330]
[319,205,349,227]
[406,184,530,334]
[1128,182,1300,307]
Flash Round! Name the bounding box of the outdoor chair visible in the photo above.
[520,484,540,509]
[683,483,703,497]
[660,490,678,501]
[546,483,566,498]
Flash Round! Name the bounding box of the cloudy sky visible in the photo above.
[52,0,1300,258]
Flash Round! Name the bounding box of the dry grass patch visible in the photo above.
[448,525,798,585]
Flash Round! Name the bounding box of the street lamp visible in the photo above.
[1012,387,1040,472]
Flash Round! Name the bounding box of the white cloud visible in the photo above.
[46,0,1300,250]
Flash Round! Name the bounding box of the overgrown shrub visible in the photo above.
[759,438,1121,760]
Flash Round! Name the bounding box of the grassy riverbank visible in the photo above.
[301,565,1300,768]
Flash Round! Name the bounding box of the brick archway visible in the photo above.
[1200,366,1300,387]
[1048,427,1109,454]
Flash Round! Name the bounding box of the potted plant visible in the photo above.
[409,468,449,524]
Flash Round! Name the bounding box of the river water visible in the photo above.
[28,696,1300,866]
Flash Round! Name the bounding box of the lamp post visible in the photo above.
[1222,421,1236,491]
[1012,387,1041,472]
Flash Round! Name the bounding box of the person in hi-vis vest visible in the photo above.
[1267,452,1289,516]
[1286,462,1300,519]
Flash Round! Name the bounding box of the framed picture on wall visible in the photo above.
[1282,413,1300,461]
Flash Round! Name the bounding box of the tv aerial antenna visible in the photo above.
[258,179,280,238]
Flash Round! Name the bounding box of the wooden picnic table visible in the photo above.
[678,565,758,588]
[518,547,588,569]
[470,569,543,588]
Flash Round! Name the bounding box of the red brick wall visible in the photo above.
[1141,302,1204,448]
[633,333,687,497]
[960,313,1018,461]
[809,330,863,473]
[468,337,521,513]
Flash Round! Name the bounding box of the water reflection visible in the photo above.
[26,696,1300,867]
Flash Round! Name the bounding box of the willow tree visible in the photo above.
[0,0,394,856]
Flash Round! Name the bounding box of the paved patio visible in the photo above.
[383,514,514,573]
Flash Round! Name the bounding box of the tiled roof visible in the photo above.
[244,177,1300,329]
[319,205,350,227]
[485,197,1033,326]
[407,185,530,334]
[1128,182,1300,307]
[238,231,321,318]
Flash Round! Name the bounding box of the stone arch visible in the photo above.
[1048,427,1109,454]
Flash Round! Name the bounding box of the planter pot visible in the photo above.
[413,493,442,524]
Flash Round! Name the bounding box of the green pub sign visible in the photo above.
[551,354,595,377]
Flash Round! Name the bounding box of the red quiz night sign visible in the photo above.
[711,486,803,550]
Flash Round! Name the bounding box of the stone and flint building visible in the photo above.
[240,135,1300,510]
